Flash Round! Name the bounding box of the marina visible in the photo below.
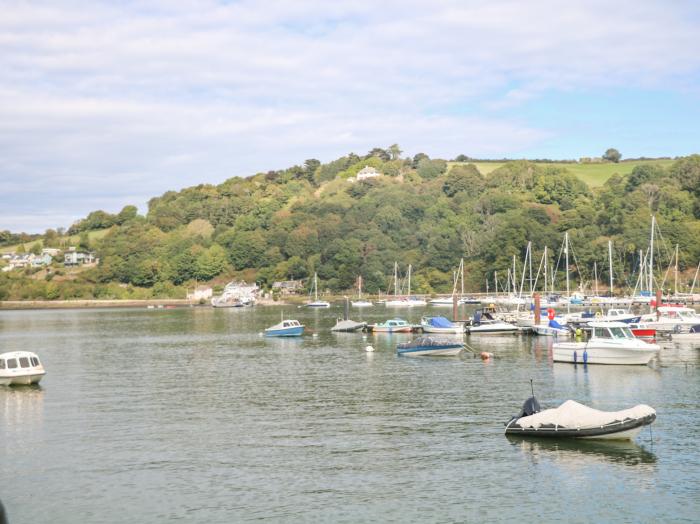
[0,305,697,522]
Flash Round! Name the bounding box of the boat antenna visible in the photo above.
[530,378,534,397]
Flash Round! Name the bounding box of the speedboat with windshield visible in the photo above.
[0,352,46,386]
[552,322,660,365]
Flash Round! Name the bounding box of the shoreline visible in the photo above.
[0,297,301,310]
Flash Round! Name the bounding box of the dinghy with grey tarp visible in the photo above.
[505,397,656,440]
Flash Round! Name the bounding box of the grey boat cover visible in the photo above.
[514,401,655,430]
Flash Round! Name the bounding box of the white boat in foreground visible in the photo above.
[552,322,660,365]
[0,351,46,386]
[397,336,464,356]
[505,396,656,440]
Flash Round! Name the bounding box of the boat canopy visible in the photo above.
[513,400,655,431]
[427,316,453,328]
[548,319,566,330]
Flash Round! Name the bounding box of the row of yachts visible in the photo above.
[264,303,700,366]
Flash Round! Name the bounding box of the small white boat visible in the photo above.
[429,297,456,306]
[369,318,413,333]
[466,309,518,334]
[420,316,464,334]
[397,336,464,356]
[532,320,571,337]
[670,324,700,341]
[552,322,660,365]
[0,351,46,386]
[505,396,656,440]
[305,273,330,308]
[641,306,700,332]
[351,276,373,307]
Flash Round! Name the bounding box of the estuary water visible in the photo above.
[0,305,698,523]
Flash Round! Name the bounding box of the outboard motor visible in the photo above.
[506,396,541,426]
[518,396,541,418]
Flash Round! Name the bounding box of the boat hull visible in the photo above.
[264,326,305,337]
[505,413,656,440]
[467,323,518,334]
[351,301,373,308]
[552,342,659,365]
[0,372,45,386]
[397,345,463,356]
[421,326,464,334]
[305,302,330,308]
[371,326,412,333]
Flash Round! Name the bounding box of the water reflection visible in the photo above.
[0,385,44,456]
[507,435,657,467]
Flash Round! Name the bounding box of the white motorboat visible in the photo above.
[505,396,656,440]
[670,324,700,342]
[0,351,46,386]
[552,322,660,365]
[532,320,571,337]
[641,306,700,332]
[420,316,464,334]
[331,319,367,332]
[429,297,456,306]
[466,308,518,334]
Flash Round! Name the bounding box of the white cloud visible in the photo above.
[0,0,698,231]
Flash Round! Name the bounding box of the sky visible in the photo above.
[1,0,700,232]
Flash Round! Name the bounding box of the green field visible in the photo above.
[0,228,110,254]
[448,159,675,187]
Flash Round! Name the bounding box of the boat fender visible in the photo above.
[547,308,555,321]
[480,352,493,360]
[583,350,588,364]
[595,311,602,319]
[365,345,375,352]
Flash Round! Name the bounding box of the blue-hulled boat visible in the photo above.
[397,336,464,356]
[264,319,305,337]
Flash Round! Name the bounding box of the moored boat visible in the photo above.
[552,322,660,365]
[670,323,700,341]
[0,351,46,386]
[420,316,464,334]
[505,396,656,440]
[397,336,464,356]
[466,309,518,334]
[264,319,305,337]
[305,273,330,308]
[369,318,413,333]
[331,319,367,332]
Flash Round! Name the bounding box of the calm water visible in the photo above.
[1,306,699,523]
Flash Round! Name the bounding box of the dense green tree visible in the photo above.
[603,148,622,163]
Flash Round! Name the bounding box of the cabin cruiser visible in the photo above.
[0,352,46,386]
[369,318,413,333]
[670,324,700,341]
[384,297,427,307]
[397,336,464,356]
[641,306,700,333]
[420,316,464,334]
[552,322,660,365]
[505,396,656,440]
[466,309,518,334]
[264,319,305,337]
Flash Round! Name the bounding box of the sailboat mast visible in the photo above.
[394,262,398,297]
[565,232,570,312]
[690,260,700,295]
[408,264,412,296]
[461,258,465,297]
[674,244,679,295]
[594,261,598,296]
[649,215,655,293]
[528,242,533,294]
[608,240,614,297]
[314,273,318,301]
[512,255,517,295]
[543,246,548,295]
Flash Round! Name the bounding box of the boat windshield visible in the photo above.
[31,357,40,366]
[19,357,30,368]
[593,328,611,338]
[678,311,698,320]
[6,358,17,369]
[609,327,633,339]
[0,359,4,369]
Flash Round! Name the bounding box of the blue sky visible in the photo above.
[1,0,699,232]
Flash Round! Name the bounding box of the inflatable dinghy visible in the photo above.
[505,397,656,440]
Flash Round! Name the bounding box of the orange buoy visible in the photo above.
[547,308,555,321]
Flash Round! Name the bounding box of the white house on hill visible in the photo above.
[356,166,381,181]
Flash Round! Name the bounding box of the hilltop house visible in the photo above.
[272,280,305,295]
[64,247,98,267]
[356,166,381,181]
[1,253,52,272]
